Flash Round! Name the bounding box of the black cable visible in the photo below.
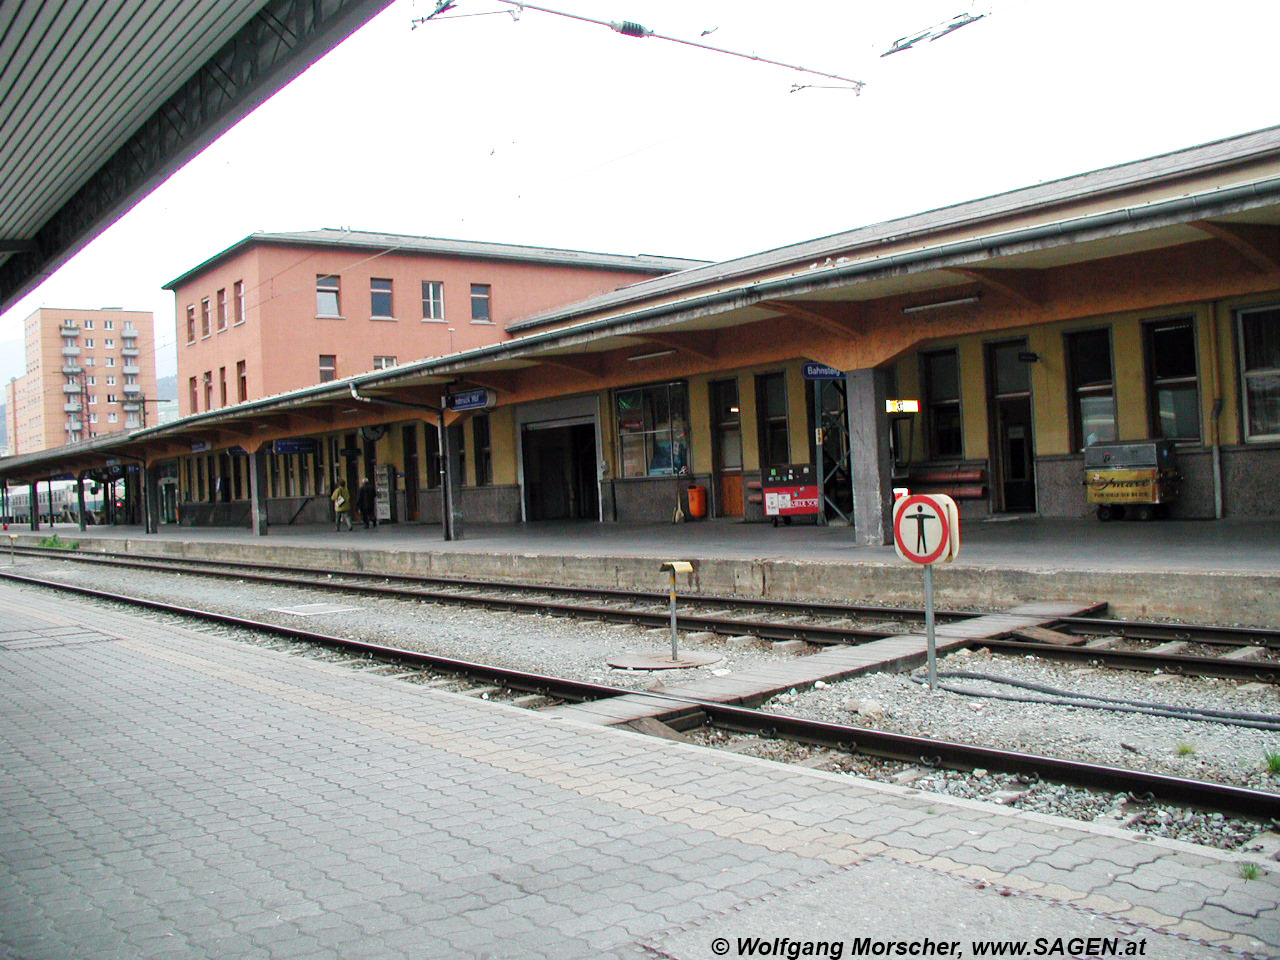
[911,670,1280,731]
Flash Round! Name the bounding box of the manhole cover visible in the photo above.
[269,603,361,616]
[607,651,723,670]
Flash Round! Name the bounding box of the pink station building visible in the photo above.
[166,229,704,416]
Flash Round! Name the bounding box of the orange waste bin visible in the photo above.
[686,484,707,519]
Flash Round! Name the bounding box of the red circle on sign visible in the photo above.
[894,494,950,565]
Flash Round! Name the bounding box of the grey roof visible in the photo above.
[0,0,392,313]
[509,123,1280,332]
[163,228,708,289]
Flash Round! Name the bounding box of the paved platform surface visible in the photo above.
[2,581,1277,960]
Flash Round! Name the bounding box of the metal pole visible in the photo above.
[668,569,679,661]
[813,379,826,526]
[924,563,937,689]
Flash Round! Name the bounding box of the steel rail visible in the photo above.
[14,549,1276,673]
[7,547,922,642]
[1050,615,1280,650]
[2,569,1276,820]
[980,639,1279,683]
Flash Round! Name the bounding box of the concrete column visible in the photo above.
[143,465,160,534]
[439,416,463,541]
[845,368,894,546]
[248,448,269,536]
[29,481,39,531]
[76,475,87,532]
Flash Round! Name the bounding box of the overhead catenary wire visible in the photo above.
[420,0,865,91]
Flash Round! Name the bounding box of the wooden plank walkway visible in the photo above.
[543,601,1101,727]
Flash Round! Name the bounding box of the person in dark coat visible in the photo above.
[356,477,377,529]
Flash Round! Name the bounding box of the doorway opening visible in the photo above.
[522,420,599,521]
[986,339,1037,512]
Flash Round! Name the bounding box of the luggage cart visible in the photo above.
[1084,440,1180,521]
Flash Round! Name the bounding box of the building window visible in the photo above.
[84,337,94,347]
[473,414,492,486]
[755,372,790,468]
[105,375,116,386]
[124,321,134,331]
[1143,318,1200,442]
[319,355,337,382]
[104,320,113,329]
[1066,328,1116,449]
[372,356,397,370]
[317,275,341,316]
[371,278,393,318]
[87,376,96,386]
[470,283,491,322]
[615,382,689,478]
[216,288,227,330]
[83,356,93,366]
[105,357,115,367]
[234,280,245,324]
[189,377,198,411]
[1239,304,1280,441]
[236,360,247,402]
[107,413,117,423]
[922,349,962,459]
[83,319,93,330]
[186,305,196,342]
[106,394,117,404]
[219,367,227,407]
[422,281,444,320]
[88,395,97,405]
[104,338,114,348]
[89,413,97,423]
[203,371,213,409]
[201,298,211,337]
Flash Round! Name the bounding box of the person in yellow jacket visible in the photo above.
[331,479,353,531]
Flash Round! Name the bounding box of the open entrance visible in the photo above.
[709,378,743,517]
[986,339,1037,512]
[522,420,599,521]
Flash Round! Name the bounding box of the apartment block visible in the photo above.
[4,307,158,454]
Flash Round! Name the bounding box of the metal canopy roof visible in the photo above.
[0,0,392,314]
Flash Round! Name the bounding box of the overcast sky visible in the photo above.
[3,0,1278,382]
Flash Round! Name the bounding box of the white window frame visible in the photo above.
[372,356,397,370]
[1239,303,1280,443]
[370,278,394,319]
[316,275,342,318]
[422,281,445,321]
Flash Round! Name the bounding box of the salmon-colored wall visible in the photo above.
[174,242,669,416]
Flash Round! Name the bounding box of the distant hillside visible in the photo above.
[155,374,177,401]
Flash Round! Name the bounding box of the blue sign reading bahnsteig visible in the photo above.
[802,362,845,380]
[446,388,494,412]
[273,438,318,455]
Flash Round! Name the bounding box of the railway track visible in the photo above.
[10,545,1279,683]
[2,567,1277,821]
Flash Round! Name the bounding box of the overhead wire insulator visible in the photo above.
[609,21,652,38]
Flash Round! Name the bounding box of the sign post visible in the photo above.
[803,363,845,526]
[892,493,961,688]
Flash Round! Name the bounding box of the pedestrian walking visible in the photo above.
[331,479,353,531]
[356,477,377,529]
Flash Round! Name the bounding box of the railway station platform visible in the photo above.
[9,515,1280,626]
[1,581,1276,960]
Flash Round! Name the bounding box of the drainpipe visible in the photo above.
[347,384,458,540]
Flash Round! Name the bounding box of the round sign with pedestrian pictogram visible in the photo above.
[893,494,960,564]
